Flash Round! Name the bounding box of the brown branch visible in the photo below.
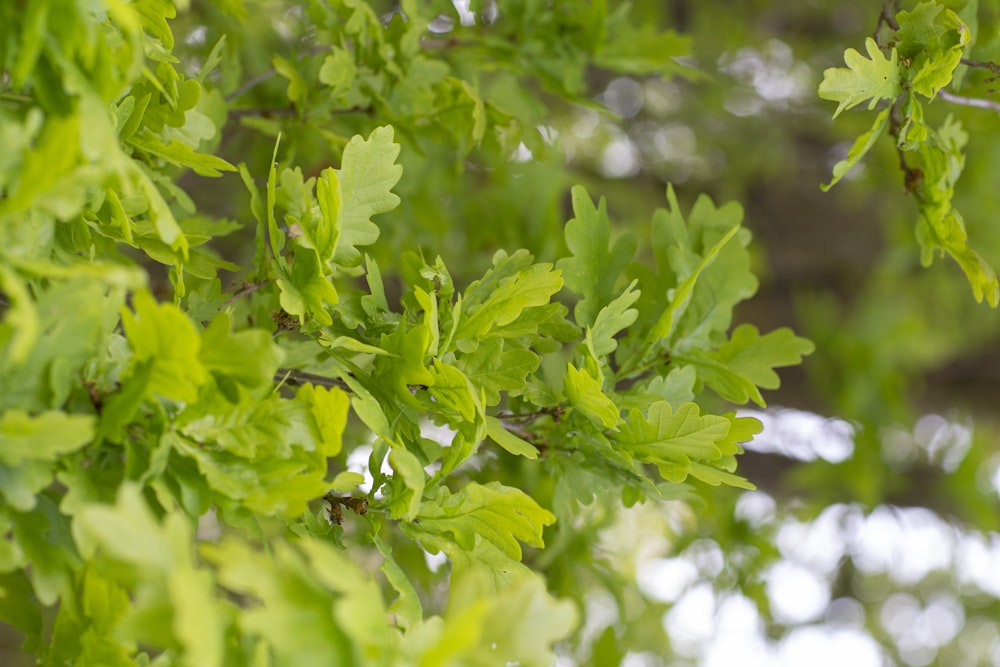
[938,89,1000,113]
[494,405,564,424]
[873,0,900,46]
[274,368,350,391]
[960,58,1000,76]
[223,280,268,306]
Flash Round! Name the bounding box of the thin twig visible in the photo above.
[223,280,268,306]
[960,58,1000,76]
[225,45,328,102]
[274,368,350,391]
[938,89,1000,112]
[873,0,900,46]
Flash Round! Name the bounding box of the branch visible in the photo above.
[223,280,268,306]
[225,45,327,102]
[938,89,1000,112]
[274,368,350,391]
[873,0,900,46]
[960,58,1000,76]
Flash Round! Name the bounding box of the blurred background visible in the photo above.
[5,0,1000,665]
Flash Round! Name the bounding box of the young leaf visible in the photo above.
[402,482,555,562]
[120,291,207,402]
[616,402,730,466]
[822,107,890,191]
[0,410,94,466]
[332,125,403,267]
[818,37,901,118]
[565,363,620,429]
[485,416,539,460]
[557,185,636,326]
[687,324,815,407]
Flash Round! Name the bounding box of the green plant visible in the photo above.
[0,0,816,663]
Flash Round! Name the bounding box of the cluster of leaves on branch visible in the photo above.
[0,0,821,664]
[819,0,1000,306]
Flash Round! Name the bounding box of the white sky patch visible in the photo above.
[741,408,855,462]
[850,506,955,584]
[735,490,776,528]
[955,532,1000,597]
[776,626,882,667]
[664,583,717,657]
[638,556,698,603]
[766,561,830,624]
[776,504,854,575]
[600,135,641,178]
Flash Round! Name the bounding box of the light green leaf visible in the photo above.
[690,324,815,407]
[485,416,539,460]
[199,313,284,389]
[387,444,425,521]
[557,185,636,326]
[296,383,350,458]
[74,483,190,577]
[332,126,403,267]
[120,292,208,402]
[319,47,357,97]
[128,131,236,177]
[457,258,564,345]
[822,107,890,191]
[0,410,94,466]
[617,401,730,466]
[457,337,540,406]
[403,481,555,562]
[373,535,423,631]
[169,566,224,667]
[565,363,619,429]
[819,37,901,118]
[276,249,339,325]
[587,279,640,357]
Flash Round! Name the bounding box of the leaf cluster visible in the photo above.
[818,1,999,306]
[0,1,814,665]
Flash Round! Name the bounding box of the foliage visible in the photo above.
[820,0,1000,306]
[3,0,1000,666]
[0,0,816,664]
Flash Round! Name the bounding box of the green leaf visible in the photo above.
[819,37,901,118]
[296,383,351,458]
[386,444,425,521]
[485,416,539,460]
[276,249,339,325]
[587,279,640,357]
[121,291,207,402]
[373,535,423,631]
[332,126,403,267]
[557,185,636,326]
[0,410,94,466]
[822,107,890,191]
[403,481,555,562]
[199,313,284,389]
[646,208,742,345]
[456,257,564,346]
[617,401,730,466]
[74,483,190,579]
[128,131,237,177]
[688,324,815,407]
[564,363,619,429]
[202,539,356,667]
[457,337,540,406]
